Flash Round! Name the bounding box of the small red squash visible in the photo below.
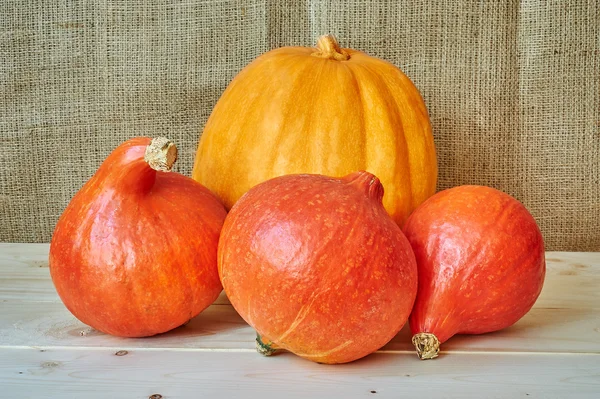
[218,171,418,364]
[403,185,545,359]
[49,137,227,337]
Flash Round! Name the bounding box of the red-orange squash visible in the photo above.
[218,171,418,364]
[193,35,437,227]
[403,185,545,359]
[49,137,227,337]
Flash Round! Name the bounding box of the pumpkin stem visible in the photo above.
[312,34,350,61]
[144,137,178,172]
[256,333,279,356]
[344,171,384,203]
[412,332,440,360]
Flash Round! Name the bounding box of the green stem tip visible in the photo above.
[255,333,278,357]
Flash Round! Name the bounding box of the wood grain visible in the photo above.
[1,300,599,354]
[0,243,230,304]
[1,244,598,309]
[1,244,599,398]
[1,347,599,399]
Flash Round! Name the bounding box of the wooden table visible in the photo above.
[1,243,599,398]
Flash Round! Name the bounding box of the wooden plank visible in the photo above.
[1,245,599,355]
[538,252,600,310]
[0,244,53,301]
[0,243,600,309]
[2,244,598,309]
[0,243,49,258]
[1,245,598,309]
[2,300,599,354]
[1,245,599,396]
[0,243,230,305]
[1,347,599,399]
[0,302,253,350]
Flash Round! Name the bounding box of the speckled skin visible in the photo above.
[49,137,227,337]
[218,171,418,364]
[403,185,546,345]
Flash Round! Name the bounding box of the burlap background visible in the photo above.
[1,1,598,250]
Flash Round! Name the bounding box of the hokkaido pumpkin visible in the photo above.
[403,185,545,359]
[193,34,437,226]
[49,137,227,337]
[218,171,418,364]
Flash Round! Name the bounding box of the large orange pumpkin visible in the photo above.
[193,35,437,226]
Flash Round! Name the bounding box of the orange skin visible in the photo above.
[218,171,418,364]
[49,137,226,337]
[193,35,437,227]
[403,185,546,345]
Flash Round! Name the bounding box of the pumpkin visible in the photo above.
[218,171,418,364]
[403,185,545,359]
[49,137,227,337]
[193,34,437,226]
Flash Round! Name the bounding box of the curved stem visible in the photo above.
[98,137,171,194]
[144,137,178,172]
[311,34,350,61]
[255,333,279,357]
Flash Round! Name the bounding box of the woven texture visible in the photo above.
[1,1,598,250]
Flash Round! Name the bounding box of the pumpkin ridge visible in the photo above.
[360,60,436,218]
[144,198,179,331]
[344,63,367,168]
[137,198,182,333]
[365,62,414,197]
[352,61,413,221]
[312,59,341,172]
[193,40,436,225]
[388,82,414,213]
[212,61,275,202]
[263,53,328,175]
[386,63,437,207]
[196,51,304,205]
